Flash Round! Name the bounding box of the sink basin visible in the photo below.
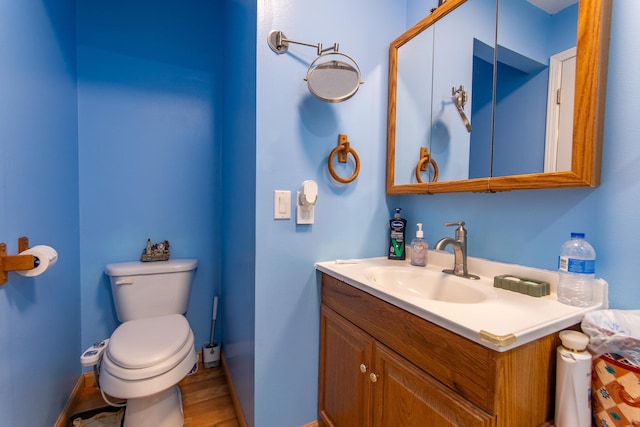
[365,266,487,304]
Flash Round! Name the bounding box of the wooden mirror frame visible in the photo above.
[386,0,612,194]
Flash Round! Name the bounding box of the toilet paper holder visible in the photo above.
[0,236,37,285]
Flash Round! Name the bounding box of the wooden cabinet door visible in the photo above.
[319,306,374,427]
[371,344,495,427]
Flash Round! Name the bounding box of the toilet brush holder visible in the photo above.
[203,342,220,368]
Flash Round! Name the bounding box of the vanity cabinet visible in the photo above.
[320,305,494,427]
[319,273,565,427]
[319,304,373,427]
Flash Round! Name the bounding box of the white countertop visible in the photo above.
[315,251,607,352]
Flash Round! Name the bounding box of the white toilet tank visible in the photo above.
[105,259,198,322]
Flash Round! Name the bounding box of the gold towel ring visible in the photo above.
[328,134,360,184]
[415,147,438,183]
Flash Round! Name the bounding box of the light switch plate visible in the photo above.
[274,190,291,219]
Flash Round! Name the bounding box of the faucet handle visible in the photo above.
[444,221,465,228]
[444,221,466,241]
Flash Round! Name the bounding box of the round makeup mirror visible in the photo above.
[306,52,362,103]
[268,30,363,103]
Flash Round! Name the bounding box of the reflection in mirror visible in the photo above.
[451,86,472,133]
[386,0,610,194]
[397,0,577,182]
[394,0,496,184]
[492,0,578,177]
[468,38,495,179]
[395,25,435,184]
[430,0,495,182]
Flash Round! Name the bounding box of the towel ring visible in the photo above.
[328,134,360,184]
[415,147,439,183]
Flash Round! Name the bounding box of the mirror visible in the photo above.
[306,52,362,103]
[386,0,611,194]
[267,30,364,103]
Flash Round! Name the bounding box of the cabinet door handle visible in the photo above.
[369,373,378,383]
[359,364,367,373]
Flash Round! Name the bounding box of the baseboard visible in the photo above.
[221,351,249,427]
[54,372,93,427]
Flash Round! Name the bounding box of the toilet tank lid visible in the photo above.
[105,259,198,276]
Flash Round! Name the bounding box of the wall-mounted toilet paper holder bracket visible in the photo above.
[0,236,37,285]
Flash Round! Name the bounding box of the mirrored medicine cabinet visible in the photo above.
[386,0,612,194]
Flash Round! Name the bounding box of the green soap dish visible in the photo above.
[524,280,550,297]
[493,275,520,290]
[493,275,550,297]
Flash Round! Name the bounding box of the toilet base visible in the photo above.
[123,385,184,427]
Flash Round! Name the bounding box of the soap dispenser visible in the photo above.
[388,208,407,260]
[410,223,428,266]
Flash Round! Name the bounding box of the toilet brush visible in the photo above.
[203,294,220,368]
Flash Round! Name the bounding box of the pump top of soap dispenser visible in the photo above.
[394,208,402,218]
[416,223,424,239]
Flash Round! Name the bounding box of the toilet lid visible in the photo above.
[106,314,191,369]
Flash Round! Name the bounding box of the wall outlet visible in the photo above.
[296,191,314,224]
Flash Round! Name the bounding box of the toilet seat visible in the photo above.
[102,314,194,381]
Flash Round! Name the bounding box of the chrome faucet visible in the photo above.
[434,221,479,280]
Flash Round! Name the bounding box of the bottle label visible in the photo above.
[389,219,406,259]
[390,238,404,257]
[391,220,405,230]
[559,256,595,274]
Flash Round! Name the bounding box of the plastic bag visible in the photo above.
[581,309,640,367]
[71,408,124,426]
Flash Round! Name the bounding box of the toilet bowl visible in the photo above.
[97,259,198,427]
[100,314,197,427]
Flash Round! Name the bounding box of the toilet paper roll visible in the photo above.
[16,245,58,277]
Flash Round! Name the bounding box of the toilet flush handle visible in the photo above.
[115,277,134,285]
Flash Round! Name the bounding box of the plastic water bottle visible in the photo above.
[557,232,596,307]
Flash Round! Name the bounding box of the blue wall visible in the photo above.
[250,0,405,425]
[1,1,640,427]
[223,1,406,424]
[221,0,257,424]
[76,0,222,352]
[0,1,81,426]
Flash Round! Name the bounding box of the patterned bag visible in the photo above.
[591,353,640,426]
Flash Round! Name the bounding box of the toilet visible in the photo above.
[100,258,198,427]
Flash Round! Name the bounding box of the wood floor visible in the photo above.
[65,353,240,427]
